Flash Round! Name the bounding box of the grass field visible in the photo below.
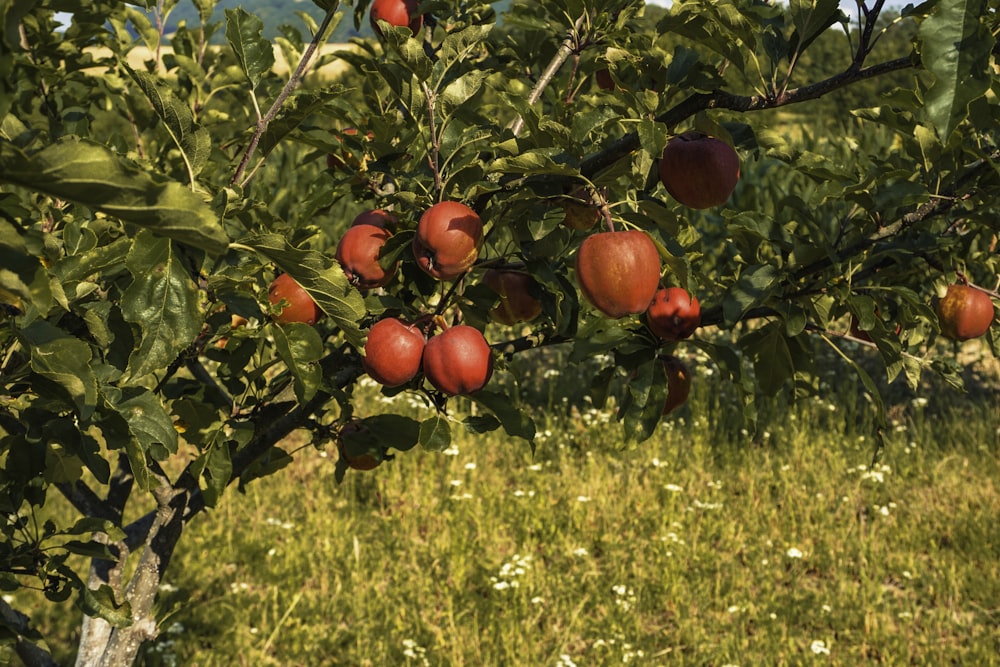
[9,346,1000,666]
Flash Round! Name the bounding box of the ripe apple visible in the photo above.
[936,283,995,341]
[848,308,900,343]
[369,0,423,37]
[268,273,322,325]
[658,132,740,209]
[595,68,615,91]
[337,420,382,471]
[335,211,398,289]
[483,269,543,325]
[351,208,397,230]
[215,313,249,349]
[562,188,601,231]
[646,287,701,341]
[412,200,484,280]
[422,325,493,396]
[661,355,691,416]
[575,230,661,318]
[363,317,425,387]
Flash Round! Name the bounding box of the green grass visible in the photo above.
[9,351,1000,666]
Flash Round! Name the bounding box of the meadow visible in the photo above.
[10,343,999,666]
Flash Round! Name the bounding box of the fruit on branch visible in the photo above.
[595,68,615,91]
[363,317,426,387]
[562,188,601,231]
[575,230,661,318]
[369,0,423,37]
[646,287,701,341]
[422,325,493,396]
[412,201,484,280]
[935,283,995,341]
[351,208,397,230]
[325,128,373,171]
[483,268,543,325]
[336,210,399,289]
[848,308,900,343]
[661,355,691,416]
[268,274,322,325]
[337,420,382,471]
[658,132,740,209]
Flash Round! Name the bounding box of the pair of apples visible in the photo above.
[335,201,483,290]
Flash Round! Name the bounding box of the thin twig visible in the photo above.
[231,8,338,187]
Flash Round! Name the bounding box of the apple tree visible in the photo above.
[1,0,998,663]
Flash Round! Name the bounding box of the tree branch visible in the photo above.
[509,13,588,137]
[580,56,916,179]
[0,597,56,667]
[231,7,338,188]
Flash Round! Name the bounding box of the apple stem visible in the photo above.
[602,204,615,233]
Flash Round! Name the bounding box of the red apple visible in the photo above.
[483,269,543,325]
[268,273,322,325]
[658,132,740,209]
[936,283,995,341]
[335,211,398,289]
[369,0,423,37]
[422,325,493,396]
[595,68,615,91]
[661,355,691,416]
[412,201,484,280]
[646,287,701,341]
[337,420,382,471]
[562,188,601,231]
[363,317,426,387]
[575,230,661,318]
[351,208,397,230]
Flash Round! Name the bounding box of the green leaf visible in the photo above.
[122,63,211,182]
[270,322,323,404]
[361,414,421,452]
[0,137,229,256]
[440,70,490,111]
[740,321,795,395]
[918,0,992,141]
[19,320,99,420]
[469,390,536,443]
[789,0,844,55]
[419,416,452,452]
[244,233,366,347]
[102,387,178,489]
[621,357,668,444]
[258,87,346,157]
[64,517,126,542]
[225,7,275,88]
[121,232,202,381]
[79,584,133,629]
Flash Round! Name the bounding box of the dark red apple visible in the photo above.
[337,419,382,471]
[562,188,601,231]
[595,68,615,91]
[268,273,322,325]
[646,287,701,340]
[362,317,426,387]
[658,132,740,209]
[369,0,423,37]
[483,269,543,325]
[575,230,661,318]
[412,200,484,280]
[422,325,493,396]
[936,283,995,341]
[351,208,397,230]
[661,355,691,416]
[335,211,398,289]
